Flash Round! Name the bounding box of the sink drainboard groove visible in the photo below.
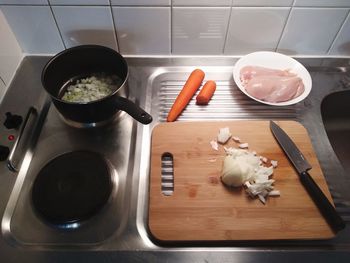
[158,79,298,122]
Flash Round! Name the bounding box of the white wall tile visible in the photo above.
[225,7,289,55]
[173,0,231,6]
[233,0,293,6]
[0,0,48,4]
[278,8,348,55]
[111,0,170,5]
[294,0,350,7]
[172,7,230,55]
[113,7,170,55]
[52,6,117,50]
[49,0,109,5]
[0,6,64,54]
[329,13,350,55]
[0,10,22,85]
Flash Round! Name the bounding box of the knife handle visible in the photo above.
[300,171,346,232]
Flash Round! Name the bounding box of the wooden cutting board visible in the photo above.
[148,121,335,241]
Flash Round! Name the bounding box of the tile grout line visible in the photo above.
[327,9,350,55]
[1,3,350,7]
[109,0,120,52]
[48,2,66,50]
[275,3,295,52]
[222,6,233,54]
[170,1,173,54]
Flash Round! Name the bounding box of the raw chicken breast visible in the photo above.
[240,66,295,84]
[239,65,305,103]
[244,75,305,103]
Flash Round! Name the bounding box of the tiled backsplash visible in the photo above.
[1,0,350,97]
[1,0,350,56]
[0,9,22,100]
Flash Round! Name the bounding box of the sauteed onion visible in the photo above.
[61,73,122,103]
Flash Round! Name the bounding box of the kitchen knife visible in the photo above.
[270,121,346,233]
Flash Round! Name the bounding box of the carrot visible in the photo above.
[167,69,205,122]
[196,80,216,105]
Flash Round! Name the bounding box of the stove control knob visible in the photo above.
[4,112,23,129]
[0,145,10,161]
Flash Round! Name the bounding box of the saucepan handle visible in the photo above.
[115,96,152,125]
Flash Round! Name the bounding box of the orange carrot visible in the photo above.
[196,80,216,105]
[167,69,205,122]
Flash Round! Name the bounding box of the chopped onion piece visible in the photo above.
[232,136,241,142]
[224,147,247,157]
[260,156,268,163]
[239,143,249,149]
[256,166,274,177]
[258,194,266,204]
[217,127,232,144]
[210,140,219,151]
[244,181,252,188]
[268,190,280,196]
[271,160,278,168]
[244,166,279,205]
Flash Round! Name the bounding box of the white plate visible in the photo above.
[233,51,312,106]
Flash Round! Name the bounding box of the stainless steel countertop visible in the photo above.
[0,56,350,262]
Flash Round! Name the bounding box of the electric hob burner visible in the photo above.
[31,151,113,229]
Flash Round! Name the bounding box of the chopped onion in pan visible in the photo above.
[61,73,123,103]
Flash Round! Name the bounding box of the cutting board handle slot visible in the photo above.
[161,152,174,196]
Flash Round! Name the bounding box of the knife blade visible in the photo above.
[270,121,345,233]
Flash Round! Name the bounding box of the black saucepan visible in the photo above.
[41,45,152,126]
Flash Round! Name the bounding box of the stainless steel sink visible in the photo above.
[135,57,350,245]
[321,90,350,174]
[1,56,350,262]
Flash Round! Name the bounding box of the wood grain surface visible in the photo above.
[148,121,335,241]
